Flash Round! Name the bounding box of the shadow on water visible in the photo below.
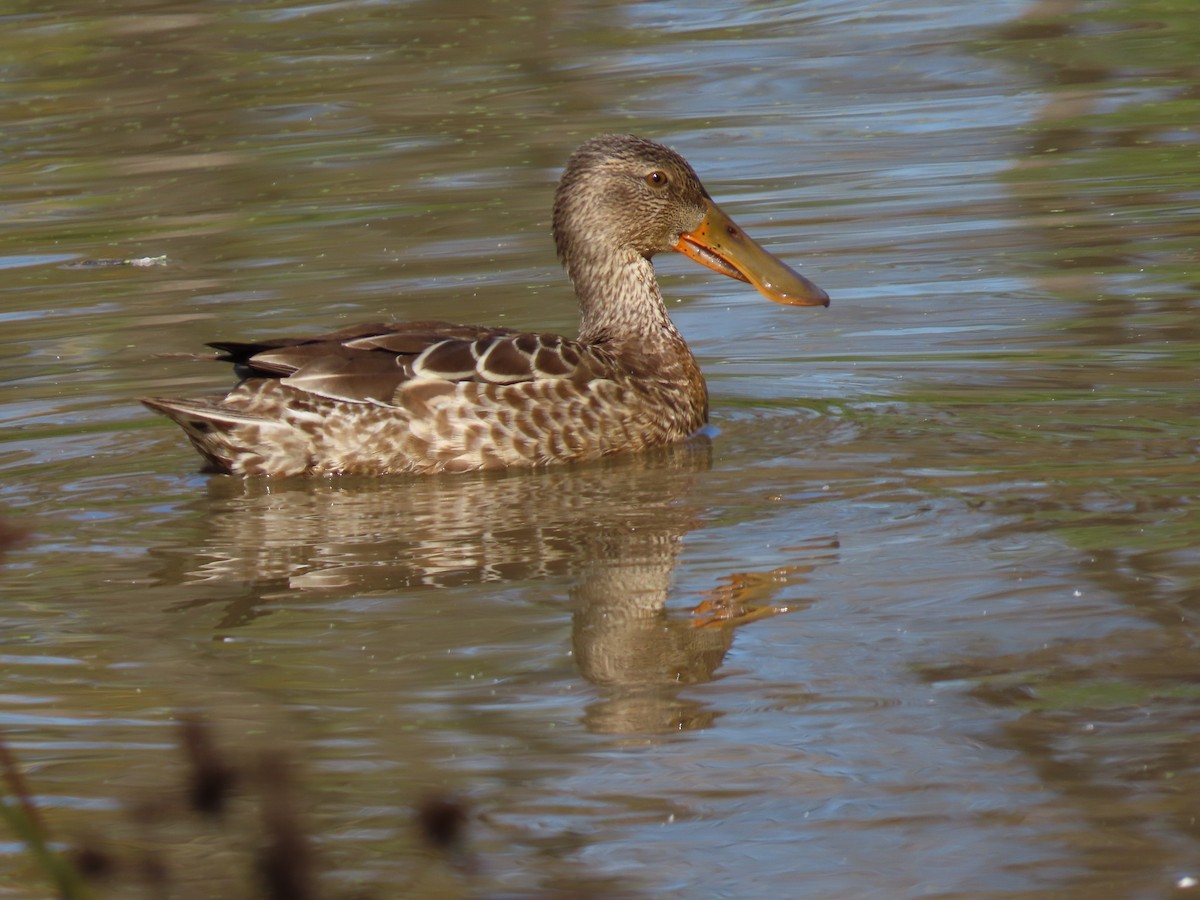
[149,441,836,736]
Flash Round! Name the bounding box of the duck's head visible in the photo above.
[553,133,828,308]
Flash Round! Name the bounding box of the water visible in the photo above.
[2,0,1199,896]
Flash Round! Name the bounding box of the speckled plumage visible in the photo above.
[142,134,828,476]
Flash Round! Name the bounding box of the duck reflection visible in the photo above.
[573,555,827,734]
[152,441,835,733]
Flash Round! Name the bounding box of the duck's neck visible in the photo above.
[572,250,684,349]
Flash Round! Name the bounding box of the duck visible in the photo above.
[142,133,829,476]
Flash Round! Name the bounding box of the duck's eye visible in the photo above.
[644,170,670,188]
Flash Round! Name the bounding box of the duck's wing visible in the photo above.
[208,320,610,405]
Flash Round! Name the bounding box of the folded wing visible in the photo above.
[208,320,610,405]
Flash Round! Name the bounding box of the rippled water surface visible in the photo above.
[2,0,1199,897]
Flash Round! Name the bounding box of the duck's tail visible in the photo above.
[140,397,295,475]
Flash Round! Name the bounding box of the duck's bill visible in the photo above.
[673,198,829,307]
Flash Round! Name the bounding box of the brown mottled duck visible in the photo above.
[142,133,828,476]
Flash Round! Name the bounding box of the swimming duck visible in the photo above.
[142,133,828,476]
